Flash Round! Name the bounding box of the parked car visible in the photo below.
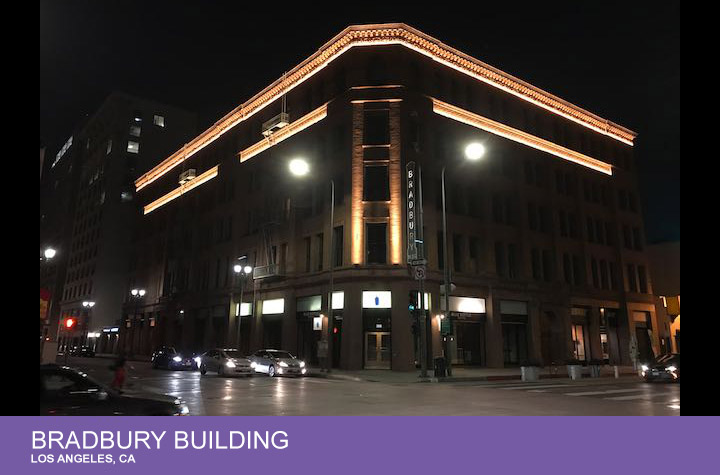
[40,364,189,416]
[641,353,680,382]
[249,349,307,377]
[151,346,194,370]
[69,346,95,357]
[198,349,255,377]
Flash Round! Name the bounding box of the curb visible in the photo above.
[309,371,639,384]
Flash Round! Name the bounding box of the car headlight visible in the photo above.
[641,365,649,371]
[194,357,202,366]
[173,356,182,362]
[226,361,236,368]
[299,361,305,368]
[666,365,677,372]
[250,361,257,369]
[279,361,288,367]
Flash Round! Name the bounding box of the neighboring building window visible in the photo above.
[130,125,141,137]
[127,141,140,154]
[366,223,387,264]
[153,114,165,127]
[363,165,389,201]
[638,265,648,293]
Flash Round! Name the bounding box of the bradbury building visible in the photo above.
[122,24,661,370]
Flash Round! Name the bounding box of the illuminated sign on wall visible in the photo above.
[441,296,486,314]
[362,291,392,309]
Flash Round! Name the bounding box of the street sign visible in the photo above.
[409,258,427,266]
[441,317,453,335]
[414,266,426,280]
[406,162,418,262]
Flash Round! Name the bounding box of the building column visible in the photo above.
[485,289,504,368]
[587,306,603,361]
[283,290,298,354]
[391,280,414,371]
[341,284,362,370]
[527,299,543,363]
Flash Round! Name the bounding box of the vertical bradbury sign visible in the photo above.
[406,161,418,262]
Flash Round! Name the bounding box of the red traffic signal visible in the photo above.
[64,318,77,330]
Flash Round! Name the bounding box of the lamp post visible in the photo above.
[40,247,57,361]
[233,258,253,351]
[129,289,145,355]
[440,142,486,376]
[288,158,336,372]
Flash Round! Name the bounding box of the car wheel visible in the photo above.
[200,365,207,375]
[268,365,275,377]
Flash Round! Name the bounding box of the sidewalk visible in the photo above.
[309,365,639,384]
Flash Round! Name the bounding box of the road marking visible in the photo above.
[564,388,645,397]
[606,391,678,401]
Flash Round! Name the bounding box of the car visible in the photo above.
[641,353,680,382]
[69,346,95,357]
[40,364,189,416]
[151,346,194,370]
[249,349,307,377]
[198,349,255,377]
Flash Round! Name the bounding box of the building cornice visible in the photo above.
[432,98,613,175]
[143,165,219,215]
[135,23,635,191]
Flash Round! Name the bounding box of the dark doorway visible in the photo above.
[502,323,528,365]
[263,318,283,349]
[455,321,485,365]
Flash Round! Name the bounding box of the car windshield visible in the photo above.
[225,351,244,358]
[269,351,294,359]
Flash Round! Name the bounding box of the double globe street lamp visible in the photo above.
[233,257,253,350]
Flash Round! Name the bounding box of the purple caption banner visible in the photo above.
[2,417,713,474]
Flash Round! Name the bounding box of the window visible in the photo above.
[542,250,553,282]
[453,234,463,272]
[363,165,389,201]
[316,233,324,271]
[304,237,311,272]
[106,140,112,155]
[627,264,638,292]
[127,141,140,154]
[153,115,165,127]
[638,265,648,293]
[129,125,141,137]
[531,249,541,280]
[494,242,506,277]
[366,223,387,264]
[363,110,390,145]
[333,226,343,268]
[508,244,518,279]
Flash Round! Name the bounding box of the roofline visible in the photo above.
[135,23,637,191]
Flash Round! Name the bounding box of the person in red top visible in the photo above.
[110,355,127,393]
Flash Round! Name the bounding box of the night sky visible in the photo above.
[40,1,679,243]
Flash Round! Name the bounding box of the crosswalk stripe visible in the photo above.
[564,388,644,397]
[606,392,678,401]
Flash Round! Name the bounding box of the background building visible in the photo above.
[648,241,680,353]
[123,24,659,370]
[40,92,196,355]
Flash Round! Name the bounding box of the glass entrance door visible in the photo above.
[364,332,391,369]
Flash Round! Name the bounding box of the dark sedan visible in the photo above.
[151,346,194,370]
[40,364,189,416]
[641,353,680,382]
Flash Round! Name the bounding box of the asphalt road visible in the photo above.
[60,357,680,416]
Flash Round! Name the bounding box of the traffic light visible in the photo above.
[64,318,77,330]
[408,290,418,312]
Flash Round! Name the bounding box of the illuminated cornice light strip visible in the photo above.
[432,98,613,176]
[136,24,634,191]
[143,166,219,215]
[238,104,328,163]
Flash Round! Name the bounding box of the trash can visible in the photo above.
[434,356,446,377]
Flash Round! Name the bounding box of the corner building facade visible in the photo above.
[126,24,661,370]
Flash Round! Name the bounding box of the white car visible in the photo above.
[198,348,255,377]
[249,349,307,377]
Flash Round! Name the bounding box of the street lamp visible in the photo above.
[440,141,486,376]
[43,247,57,260]
[288,157,336,372]
[82,301,96,348]
[232,257,252,350]
[128,289,146,355]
